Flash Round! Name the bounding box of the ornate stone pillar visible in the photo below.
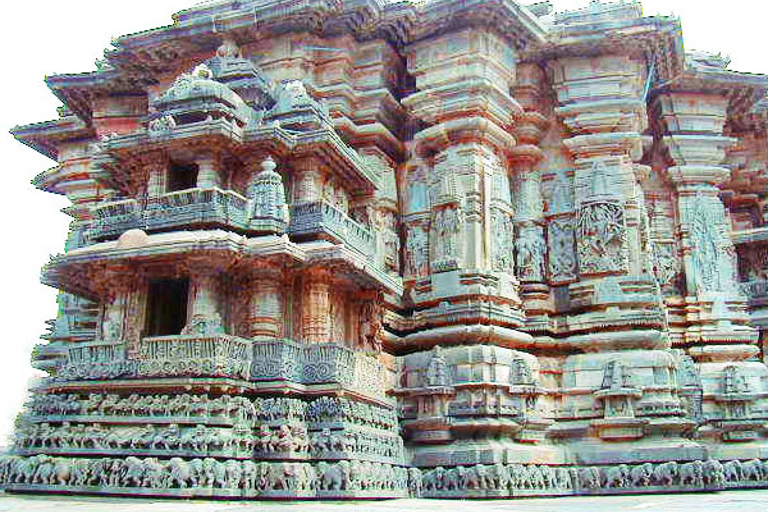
[196,151,222,189]
[248,266,284,339]
[184,262,224,335]
[292,159,324,203]
[552,54,682,446]
[657,91,758,360]
[302,268,332,344]
[100,265,147,357]
[402,28,525,325]
[551,55,662,328]
[510,63,552,321]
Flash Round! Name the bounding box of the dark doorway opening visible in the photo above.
[145,278,189,336]
[167,161,199,192]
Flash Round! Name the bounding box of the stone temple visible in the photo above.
[3,0,768,500]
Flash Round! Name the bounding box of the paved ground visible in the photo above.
[1,490,768,512]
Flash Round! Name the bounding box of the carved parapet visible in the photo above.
[288,201,375,260]
[138,334,252,380]
[251,340,387,399]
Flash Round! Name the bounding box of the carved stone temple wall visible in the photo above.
[5,0,768,500]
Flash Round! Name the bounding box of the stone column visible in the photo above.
[551,54,662,326]
[248,266,284,339]
[402,28,525,325]
[510,63,552,321]
[657,92,758,360]
[552,55,683,446]
[184,263,224,335]
[196,152,222,189]
[100,265,147,357]
[302,268,332,344]
[292,159,324,204]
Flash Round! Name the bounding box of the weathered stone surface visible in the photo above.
[6,0,768,502]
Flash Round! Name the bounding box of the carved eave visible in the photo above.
[43,229,400,301]
[11,114,93,164]
[100,122,378,194]
[301,241,403,295]
[530,15,683,86]
[42,231,301,301]
[409,0,547,49]
[246,125,379,193]
[669,69,768,133]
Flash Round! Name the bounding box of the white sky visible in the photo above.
[0,0,766,446]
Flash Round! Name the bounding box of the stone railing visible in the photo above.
[143,187,249,231]
[138,334,252,380]
[57,337,382,396]
[58,341,137,381]
[739,280,768,304]
[288,201,375,260]
[88,188,254,241]
[251,340,385,397]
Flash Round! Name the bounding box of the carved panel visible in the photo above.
[577,201,629,276]
[547,215,578,284]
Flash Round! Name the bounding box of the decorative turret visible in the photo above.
[149,64,254,131]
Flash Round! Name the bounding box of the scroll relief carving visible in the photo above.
[689,195,738,294]
[547,216,578,284]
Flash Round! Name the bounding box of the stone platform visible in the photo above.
[2,490,768,512]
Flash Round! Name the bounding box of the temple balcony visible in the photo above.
[87,187,285,242]
[288,200,375,260]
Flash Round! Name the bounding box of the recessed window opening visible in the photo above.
[145,278,189,336]
[167,161,199,192]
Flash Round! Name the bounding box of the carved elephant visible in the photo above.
[653,461,678,486]
[168,457,192,488]
[122,456,145,487]
[680,461,704,486]
[580,467,602,490]
[141,457,168,488]
[630,463,654,487]
[204,458,227,488]
[241,460,257,492]
[539,465,556,489]
[528,465,545,490]
[723,460,742,482]
[489,463,510,491]
[422,466,445,492]
[317,461,346,491]
[741,459,764,482]
[554,467,573,490]
[225,460,243,489]
[442,466,462,491]
[53,458,73,486]
[32,456,55,484]
[702,459,725,486]
[604,464,630,488]
[70,459,91,486]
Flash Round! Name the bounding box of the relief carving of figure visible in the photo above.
[577,201,628,275]
[433,207,462,269]
[516,225,545,282]
[491,209,514,273]
[405,225,429,278]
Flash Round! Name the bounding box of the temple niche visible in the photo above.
[5,0,768,501]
